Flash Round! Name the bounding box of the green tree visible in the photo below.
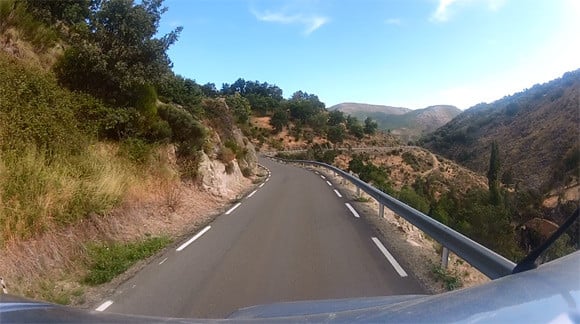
[328,110,345,126]
[346,115,364,139]
[226,93,251,124]
[309,112,328,135]
[487,141,502,205]
[327,125,346,144]
[364,117,378,135]
[270,109,289,133]
[24,0,90,26]
[54,0,182,108]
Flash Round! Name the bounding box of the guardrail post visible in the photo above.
[379,203,384,218]
[441,247,450,269]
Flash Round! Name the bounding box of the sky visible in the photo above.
[157,0,580,110]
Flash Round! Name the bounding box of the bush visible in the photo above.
[158,104,206,145]
[0,54,86,155]
[84,236,171,285]
[218,147,236,164]
[119,138,154,164]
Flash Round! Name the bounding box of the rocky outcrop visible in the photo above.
[197,152,249,198]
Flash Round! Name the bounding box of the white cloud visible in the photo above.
[431,0,460,22]
[385,18,402,25]
[430,0,507,22]
[252,9,329,35]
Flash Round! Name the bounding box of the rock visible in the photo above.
[197,151,246,197]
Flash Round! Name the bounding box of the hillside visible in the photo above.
[421,70,580,195]
[329,103,460,141]
[328,102,411,115]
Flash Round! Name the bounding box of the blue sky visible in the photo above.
[158,0,580,109]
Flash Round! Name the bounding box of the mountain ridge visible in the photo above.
[420,69,580,195]
[328,102,461,141]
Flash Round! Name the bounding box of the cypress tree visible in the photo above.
[487,141,502,205]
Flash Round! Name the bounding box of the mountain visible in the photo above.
[328,103,461,142]
[328,102,411,115]
[420,69,580,194]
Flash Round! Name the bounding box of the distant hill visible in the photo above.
[420,69,580,194]
[328,102,411,115]
[328,103,460,142]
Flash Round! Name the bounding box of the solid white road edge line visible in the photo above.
[176,226,211,252]
[326,180,332,186]
[225,202,242,215]
[371,237,408,277]
[334,189,343,198]
[159,257,168,265]
[247,189,258,198]
[95,300,113,312]
[345,203,360,218]
[259,183,265,188]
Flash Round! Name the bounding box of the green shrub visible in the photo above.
[119,138,154,164]
[84,236,171,285]
[218,147,236,164]
[158,104,206,157]
[241,167,253,177]
[0,54,86,155]
[431,264,463,291]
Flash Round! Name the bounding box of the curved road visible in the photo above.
[101,157,424,319]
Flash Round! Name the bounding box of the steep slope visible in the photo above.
[329,103,460,141]
[421,70,580,193]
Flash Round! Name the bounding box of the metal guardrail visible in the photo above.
[277,158,517,280]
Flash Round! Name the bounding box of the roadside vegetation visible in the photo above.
[84,236,171,285]
[279,144,577,263]
[1,0,576,305]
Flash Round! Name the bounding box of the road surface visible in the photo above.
[101,157,424,318]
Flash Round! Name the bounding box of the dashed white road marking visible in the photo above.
[345,203,360,218]
[320,175,326,179]
[176,226,211,252]
[159,257,168,265]
[334,189,342,198]
[225,203,242,215]
[326,180,332,186]
[371,237,408,277]
[95,300,113,312]
[247,190,258,198]
[315,171,319,175]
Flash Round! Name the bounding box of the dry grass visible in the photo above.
[0,143,252,305]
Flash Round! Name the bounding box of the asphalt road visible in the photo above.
[101,157,424,319]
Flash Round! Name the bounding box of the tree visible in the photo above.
[287,91,325,125]
[364,117,378,135]
[226,93,251,124]
[200,83,218,97]
[270,109,289,133]
[54,0,182,107]
[346,115,364,139]
[328,110,345,126]
[487,141,502,205]
[327,125,346,144]
[25,0,91,26]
